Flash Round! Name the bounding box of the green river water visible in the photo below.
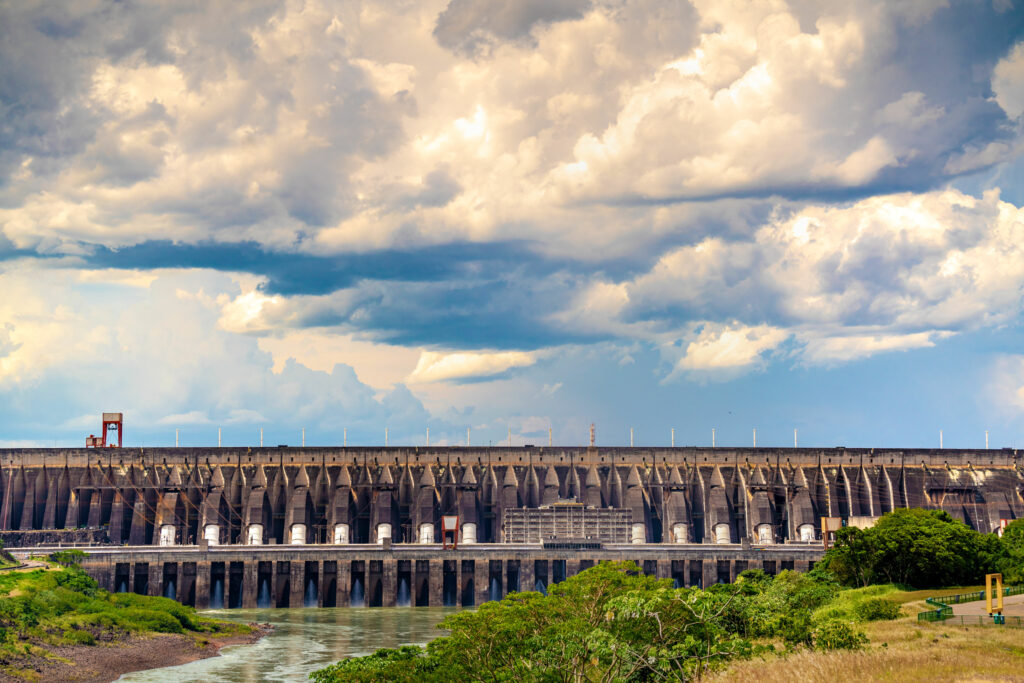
[116,607,455,682]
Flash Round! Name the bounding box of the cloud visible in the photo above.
[798,330,952,365]
[408,350,537,383]
[3,0,1024,444]
[993,41,1024,119]
[672,323,788,377]
[434,0,591,56]
[0,262,434,444]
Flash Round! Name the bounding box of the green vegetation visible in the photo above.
[819,509,1021,589]
[311,563,883,683]
[0,540,18,569]
[998,518,1024,585]
[0,557,250,674]
[313,509,1024,682]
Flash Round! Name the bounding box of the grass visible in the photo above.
[714,585,1024,683]
[0,562,251,677]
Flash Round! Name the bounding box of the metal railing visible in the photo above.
[922,615,1024,628]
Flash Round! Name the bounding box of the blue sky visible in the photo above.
[2,0,1024,449]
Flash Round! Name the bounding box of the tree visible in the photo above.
[819,508,998,589]
[998,519,1024,585]
[312,561,763,682]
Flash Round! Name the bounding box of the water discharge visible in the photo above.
[350,576,364,607]
[117,607,454,682]
[211,578,224,610]
[303,578,317,608]
[257,578,271,608]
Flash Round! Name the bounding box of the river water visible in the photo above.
[117,607,456,682]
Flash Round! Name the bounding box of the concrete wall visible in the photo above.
[57,543,822,608]
[0,446,1019,547]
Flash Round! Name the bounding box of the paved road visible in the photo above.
[952,593,1024,617]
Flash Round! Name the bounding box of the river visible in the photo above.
[116,607,456,682]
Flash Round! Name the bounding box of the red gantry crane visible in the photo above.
[86,412,123,448]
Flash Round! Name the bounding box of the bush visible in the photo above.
[813,620,868,651]
[62,629,96,646]
[49,550,86,568]
[853,597,901,622]
[53,568,98,598]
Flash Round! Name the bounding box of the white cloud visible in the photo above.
[0,262,431,442]
[674,322,788,373]
[408,350,537,383]
[993,41,1024,119]
[798,330,952,365]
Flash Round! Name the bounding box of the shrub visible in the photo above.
[813,620,868,651]
[62,629,96,646]
[48,550,86,568]
[53,568,99,598]
[854,597,901,622]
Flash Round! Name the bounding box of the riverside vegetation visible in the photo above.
[312,510,1024,682]
[0,549,254,680]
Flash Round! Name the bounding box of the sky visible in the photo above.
[2,0,1024,449]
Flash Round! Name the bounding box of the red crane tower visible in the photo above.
[86,412,123,448]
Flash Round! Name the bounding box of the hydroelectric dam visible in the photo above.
[1,445,1020,608]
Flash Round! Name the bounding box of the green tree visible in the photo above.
[312,561,764,682]
[49,549,87,568]
[998,519,1024,585]
[820,508,996,589]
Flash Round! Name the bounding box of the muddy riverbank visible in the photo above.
[0,623,272,683]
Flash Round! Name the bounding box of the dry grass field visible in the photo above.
[714,587,1024,683]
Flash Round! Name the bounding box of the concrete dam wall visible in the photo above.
[1,446,1020,607]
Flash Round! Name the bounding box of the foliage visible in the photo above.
[312,562,881,683]
[0,566,245,668]
[48,549,87,568]
[810,620,868,650]
[309,645,439,683]
[997,519,1024,585]
[819,509,1003,589]
[852,597,901,622]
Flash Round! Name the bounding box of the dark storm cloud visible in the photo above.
[338,278,608,349]
[434,0,591,55]
[84,239,580,295]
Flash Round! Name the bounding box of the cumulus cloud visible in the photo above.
[409,350,537,382]
[433,0,591,56]
[0,323,19,359]
[673,323,788,376]
[993,41,1024,119]
[0,262,433,444]
[3,0,1024,441]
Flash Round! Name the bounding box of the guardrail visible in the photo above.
[917,585,1024,623]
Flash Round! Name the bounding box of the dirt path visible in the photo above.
[951,592,1024,617]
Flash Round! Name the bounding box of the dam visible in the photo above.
[0,445,1020,608]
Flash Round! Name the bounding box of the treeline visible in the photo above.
[312,562,895,683]
[819,509,1024,588]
